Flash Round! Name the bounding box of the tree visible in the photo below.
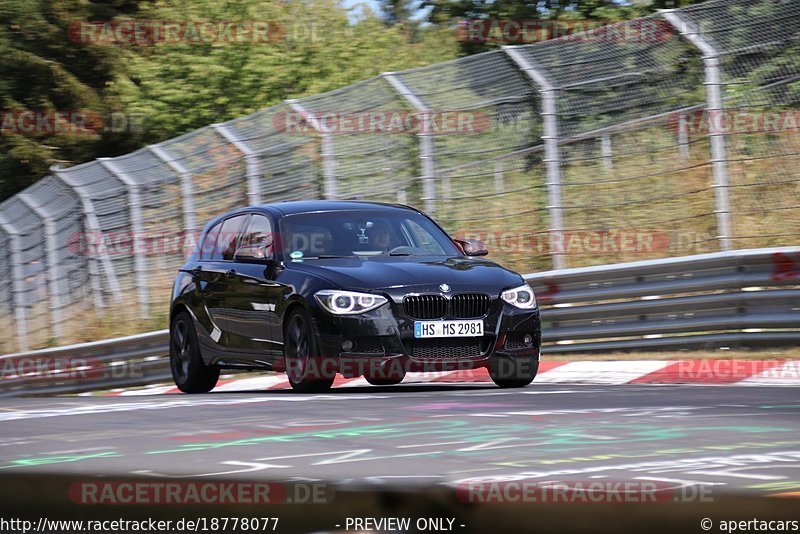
[110,0,457,142]
[0,0,458,200]
[0,0,139,200]
[380,0,418,26]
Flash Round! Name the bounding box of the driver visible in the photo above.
[366,220,391,251]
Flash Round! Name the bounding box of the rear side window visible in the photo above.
[199,222,222,260]
[213,215,249,261]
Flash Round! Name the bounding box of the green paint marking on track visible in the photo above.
[147,419,473,454]
[0,451,120,468]
[146,418,794,456]
[536,425,792,446]
[747,481,800,491]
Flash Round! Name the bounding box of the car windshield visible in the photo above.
[279,210,462,259]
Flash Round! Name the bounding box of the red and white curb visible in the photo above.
[86,359,800,396]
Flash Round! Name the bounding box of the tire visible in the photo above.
[170,311,220,393]
[488,356,538,388]
[283,307,335,393]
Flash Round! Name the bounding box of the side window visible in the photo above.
[213,215,249,261]
[238,215,275,259]
[199,222,222,260]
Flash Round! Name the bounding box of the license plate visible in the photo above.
[414,320,483,338]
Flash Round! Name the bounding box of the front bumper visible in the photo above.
[313,295,541,376]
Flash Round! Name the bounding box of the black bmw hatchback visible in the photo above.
[169,201,541,393]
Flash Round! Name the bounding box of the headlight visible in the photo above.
[501,284,537,309]
[314,290,388,315]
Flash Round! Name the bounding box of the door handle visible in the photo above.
[225,269,237,278]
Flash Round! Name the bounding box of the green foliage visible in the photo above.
[109,0,459,143]
[0,0,458,200]
[0,0,138,200]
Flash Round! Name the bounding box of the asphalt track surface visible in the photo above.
[1,383,800,496]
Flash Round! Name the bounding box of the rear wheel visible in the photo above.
[170,311,220,393]
[488,357,538,388]
[284,308,335,393]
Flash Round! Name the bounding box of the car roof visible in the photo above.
[201,200,421,232]
[261,200,418,216]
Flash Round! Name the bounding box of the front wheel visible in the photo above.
[170,311,220,393]
[488,356,538,388]
[283,308,335,393]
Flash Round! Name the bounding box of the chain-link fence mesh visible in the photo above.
[393,51,547,273]
[294,76,416,203]
[54,161,134,307]
[0,227,11,353]
[679,0,800,250]
[222,103,321,203]
[107,147,185,316]
[23,175,90,340]
[157,127,249,227]
[0,195,50,349]
[513,16,716,267]
[1,0,798,350]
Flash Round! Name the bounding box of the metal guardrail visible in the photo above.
[526,246,800,353]
[0,330,169,397]
[1,247,798,395]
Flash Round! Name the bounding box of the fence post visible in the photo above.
[98,159,150,319]
[149,145,197,245]
[17,193,63,340]
[0,214,29,351]
[678,111,690,160]
[382,72,438,215]
[53,168,122,305]
[503,46,566,269]
[601,134,613,172]
[661,9,732,251]
[285,100,338,200]
[211,123,262,205]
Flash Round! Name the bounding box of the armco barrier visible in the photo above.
[527,246,800,352]
[0,330,169,397]
[1,247,798,395]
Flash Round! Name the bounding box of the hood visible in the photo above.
[284,255,524,292]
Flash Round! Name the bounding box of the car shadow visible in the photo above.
[210,383,502,395]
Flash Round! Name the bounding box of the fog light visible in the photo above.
[523,334,533,346]
[342,339,354,351]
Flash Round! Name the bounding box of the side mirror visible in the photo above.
[234,244,271,263]
[454,238,488,256]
